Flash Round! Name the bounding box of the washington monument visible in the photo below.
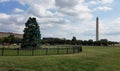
[96,17,99,41]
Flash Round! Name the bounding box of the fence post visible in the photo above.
[80,46,82,52]
[32,48,34,56]
[66,47,68,54]
[46,48,48,55]
[17,48,19,56]
[78,46,82,52]
[73,47,75,53]
[2,47,4,56]
[57,48,59,54]
[77,46,79,52]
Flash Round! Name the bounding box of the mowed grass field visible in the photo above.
[0,46,120,71]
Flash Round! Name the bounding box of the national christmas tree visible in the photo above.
[21,17,41,48]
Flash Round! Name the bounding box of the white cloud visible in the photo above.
[55,0,82,8]
[88,1,97,5]
[56,0,93,21]
[87,0,114,5]
[99,0,114,4]
[18,0,55,17]
[94,6,112,11]
[14,8,24,13]
[86,0,114,12]
[0,13,26,33]
[17,0,93,29]
[0,13,10,19]
[0,0,10,2]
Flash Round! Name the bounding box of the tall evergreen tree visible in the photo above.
[21,17,41,48]
[72,36,77,45]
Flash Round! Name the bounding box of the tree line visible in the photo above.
[0,34,21,45]
[41,37,118,46]
[0,35,118,46]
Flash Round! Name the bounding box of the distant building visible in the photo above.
[0,32,23,38]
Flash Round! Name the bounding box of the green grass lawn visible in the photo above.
[0,46,120,71]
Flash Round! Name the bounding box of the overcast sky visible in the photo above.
[0,0,120,41]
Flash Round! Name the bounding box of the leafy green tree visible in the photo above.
[21,17,41,48]
[3,34,15,44]
[72,36,76,41]
[83,40,88,45]
[100,39,108,46]
[3,37,8,43]
[72,36,77,45]
[88,39,93,46]
[8,34,15,44]
[76,40,83,45]
[94,41,101,46]
[14,37,22,44]
[0,38,4,44]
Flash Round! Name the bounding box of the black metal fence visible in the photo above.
[0,45,82,56]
